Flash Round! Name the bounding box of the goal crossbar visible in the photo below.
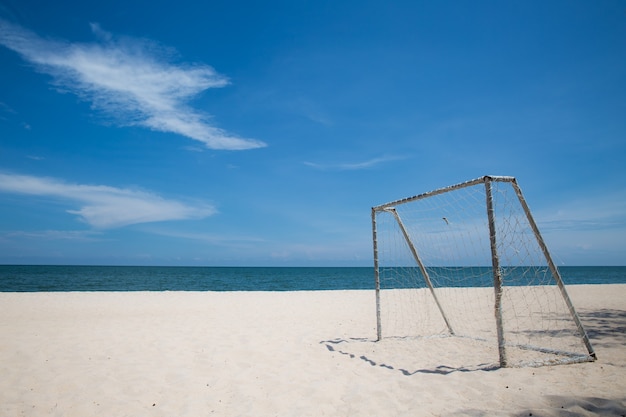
[372,175,516,211]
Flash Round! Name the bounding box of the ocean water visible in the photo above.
[0,265,625,292]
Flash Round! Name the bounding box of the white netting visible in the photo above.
[373,177,595,367]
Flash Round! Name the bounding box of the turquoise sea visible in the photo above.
[0,265,625,292]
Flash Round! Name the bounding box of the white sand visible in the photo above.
[1,284,625,416]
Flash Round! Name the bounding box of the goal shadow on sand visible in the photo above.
[453,395,626,417]
[578,308,626,349]
[320,337,500,376]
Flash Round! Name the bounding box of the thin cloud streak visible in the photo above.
[0,19,266,150]
[0,173,216,228]
[144,228,266,244]
[304,155,406,171]
[1,230,104,242]
[536,191,626,233]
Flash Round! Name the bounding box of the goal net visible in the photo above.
[371,175,596,368]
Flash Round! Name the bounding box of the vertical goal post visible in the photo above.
[371,175,596,368]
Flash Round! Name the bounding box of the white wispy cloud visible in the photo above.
[143,228,266,244]
[290,97,333,126]
[0,172,216,228]
[1,229,103,241]
[0,101,16,115]
[536,191,626,232]
[304,155,406,171]
[532,192,626,264]
[0,19,266,150]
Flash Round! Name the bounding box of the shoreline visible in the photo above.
[1,284,625,416]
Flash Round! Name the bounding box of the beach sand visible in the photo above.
[1,284,625,416]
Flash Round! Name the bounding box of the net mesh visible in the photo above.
[373,177,594,367]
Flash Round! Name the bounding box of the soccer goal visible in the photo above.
[371,175,596,368]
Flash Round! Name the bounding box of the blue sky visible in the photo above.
[0,0,624,266]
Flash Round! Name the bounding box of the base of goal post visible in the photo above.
[372,175,596,368]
